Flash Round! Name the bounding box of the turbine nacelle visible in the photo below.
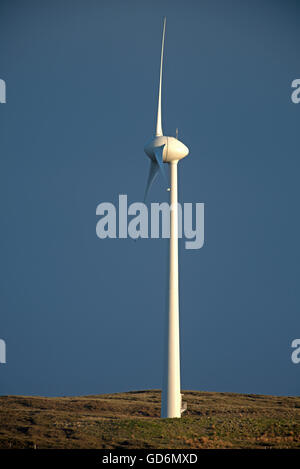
[144,136,189,163]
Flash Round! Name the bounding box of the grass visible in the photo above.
[0,390,300,449]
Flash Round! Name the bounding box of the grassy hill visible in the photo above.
[1,390,300,449]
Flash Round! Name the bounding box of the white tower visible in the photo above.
[144,18,189,418]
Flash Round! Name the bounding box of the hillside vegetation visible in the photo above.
[1,390,300,449]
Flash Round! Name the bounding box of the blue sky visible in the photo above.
[0,0,300,396]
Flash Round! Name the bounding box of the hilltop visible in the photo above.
[0,390,300,449]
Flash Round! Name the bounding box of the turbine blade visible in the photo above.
[144,160,159,201]
[155,17,166,137]
[153,145,167,181]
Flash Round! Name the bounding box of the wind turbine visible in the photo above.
[144,17,189,418]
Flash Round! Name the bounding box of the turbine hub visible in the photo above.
[144,136,189,163]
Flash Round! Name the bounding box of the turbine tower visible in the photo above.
[144,17,189,418]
